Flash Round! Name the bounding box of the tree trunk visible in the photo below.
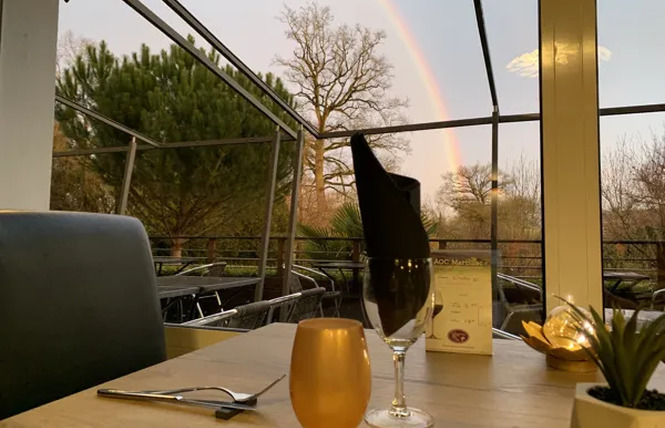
[313,139,327,213]
[171,237,185,257]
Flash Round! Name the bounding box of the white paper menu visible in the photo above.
[425,250,493,355]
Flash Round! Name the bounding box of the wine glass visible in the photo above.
[290,318,372,428]
[427,288,444,340]
[362,257,434,428]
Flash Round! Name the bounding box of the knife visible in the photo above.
[97,389,257,412]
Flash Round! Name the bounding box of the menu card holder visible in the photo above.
[426,249,494,355]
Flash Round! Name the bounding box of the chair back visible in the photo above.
[182,308,238,327]
[492,328,520,340]
[287,287,326,323]
[176,261,227,277]
[186,301,271,330]
[267,292,302,323]
[0,212,166,419]
[496,273,542,305]
[226,301,271,329]
[495,274,543,335]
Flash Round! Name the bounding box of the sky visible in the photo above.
[57,0,665,202]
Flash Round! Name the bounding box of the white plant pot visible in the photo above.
[571,383,665,428]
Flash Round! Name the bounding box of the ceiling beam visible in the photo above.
[55,95,161,148]
[121,0,297,140]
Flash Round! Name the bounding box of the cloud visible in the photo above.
[507,45,612,78]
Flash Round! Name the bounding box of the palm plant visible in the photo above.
[299,202,438,260]
[566,302,665,408]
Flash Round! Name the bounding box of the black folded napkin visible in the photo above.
[351,133,430,336]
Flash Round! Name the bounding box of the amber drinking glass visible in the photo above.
[290,318,372,428]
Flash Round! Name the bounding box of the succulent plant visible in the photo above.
[566,301,665,408]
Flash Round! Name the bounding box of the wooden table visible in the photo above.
[3,323,664,428]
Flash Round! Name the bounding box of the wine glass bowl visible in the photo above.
[362,257,434,428]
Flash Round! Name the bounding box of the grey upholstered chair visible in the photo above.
[0,212,166,419]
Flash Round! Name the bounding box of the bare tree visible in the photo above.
[56,30,92,76]
[602,137,639,240]
[437,164,510,239]
[503,154,541,239]
[274,2,409,213]
[438,164,510,208]
[602,131,665,290]
[437,159,541,239]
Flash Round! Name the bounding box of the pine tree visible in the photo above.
[56,38,297,254]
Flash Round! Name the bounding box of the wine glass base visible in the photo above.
[365,408,434,428]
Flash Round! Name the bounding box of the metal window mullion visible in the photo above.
[256,128,282,301]
[281,127,305,319]
[116,136,138,215]
[490,109,499,306]
[55,95,161,148]
[160,0,318,138]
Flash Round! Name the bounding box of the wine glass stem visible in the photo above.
[390,350,409,418]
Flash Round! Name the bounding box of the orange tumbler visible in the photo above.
[290,318,372,428]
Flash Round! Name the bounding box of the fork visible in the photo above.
[143,373,286,405]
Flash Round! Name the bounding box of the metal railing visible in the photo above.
[148,235,665,283]
[149,235,543,278]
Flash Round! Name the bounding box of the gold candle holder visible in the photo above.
[521,318,597,373]
[520,306,597,373]
[290,318,372,428]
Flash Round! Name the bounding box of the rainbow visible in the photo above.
[378,0,462,173]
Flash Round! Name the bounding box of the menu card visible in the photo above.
[426,250,493,355]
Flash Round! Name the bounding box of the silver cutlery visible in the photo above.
[97,389,257,413]
[143,373,286,405]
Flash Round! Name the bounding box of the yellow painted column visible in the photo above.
[540,0,602,313]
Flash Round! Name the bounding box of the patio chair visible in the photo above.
[183,300,271,330]
[0,212,165,419]
[176,262,228,317]
[266,292,302,324]
[496,273,543,335]
[178,261,227,276]
[652,288,665,310]
[293,264,342,317]
[492,328,521,340]
[286,287,326,323]
[603,287,639,310]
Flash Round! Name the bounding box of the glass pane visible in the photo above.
[485,0,539,115]
[598,1,665,107]
[600,113,665,312]
[152,0,491,123]
[496,121,543,331]
[51,121,119,214]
